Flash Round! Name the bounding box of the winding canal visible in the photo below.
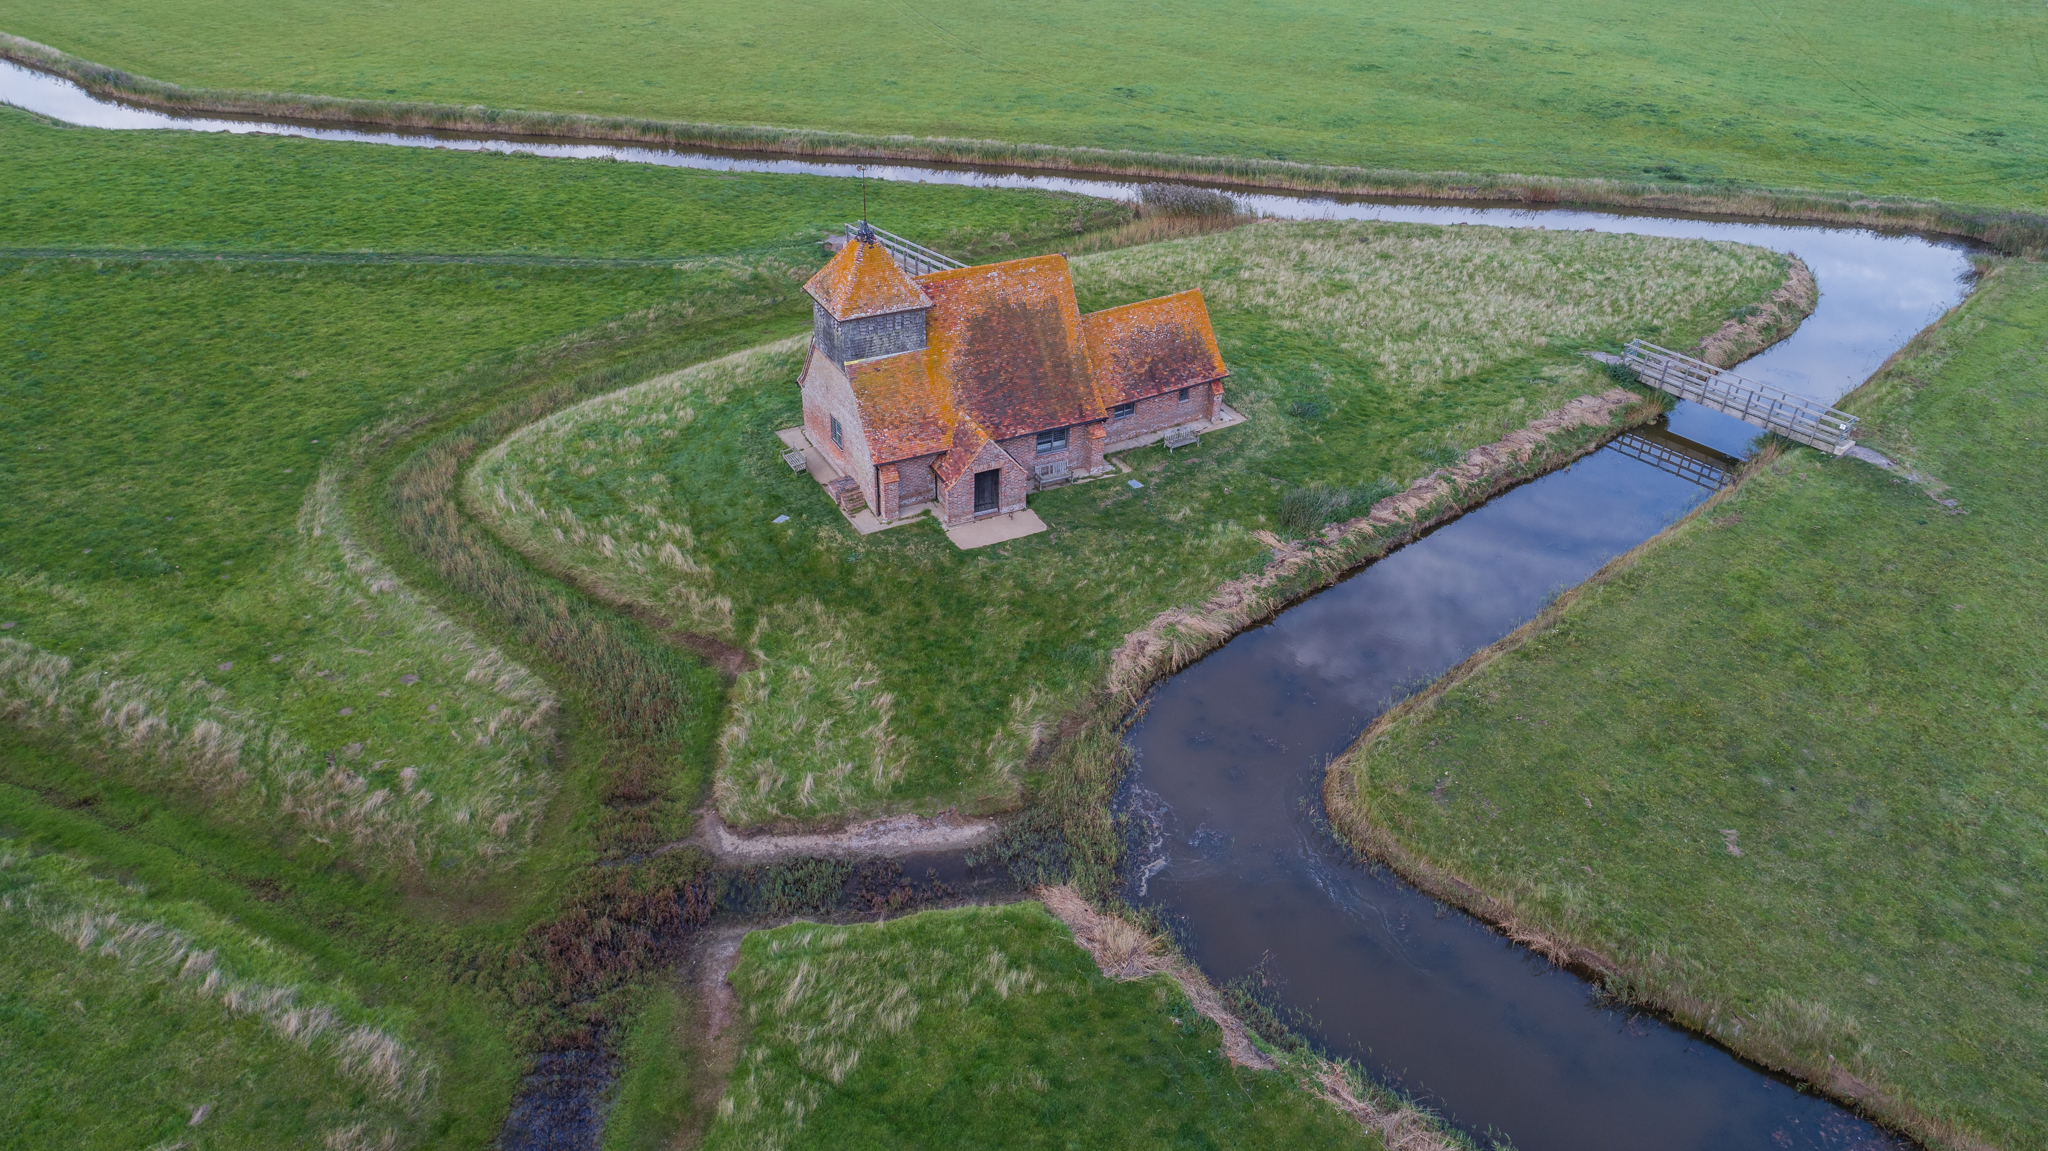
[2,57,1978,1149]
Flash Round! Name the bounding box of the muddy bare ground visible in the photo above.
[683,804,997,861]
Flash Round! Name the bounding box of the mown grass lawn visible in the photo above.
[4,0,2041,207]
[1337,261,2048,1149]
[468,219,1795,828]
[706,902,1383,1150]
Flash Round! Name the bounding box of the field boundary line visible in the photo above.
[0,246,753,268]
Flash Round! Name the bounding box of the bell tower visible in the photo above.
[803,222,933,370]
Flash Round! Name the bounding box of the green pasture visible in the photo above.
[0,737,524,1150]
[4,0,2043,207]
[700,902,1382,1150]
[468,218,1792,828]
[0,104,1119,260]
[0,835,435,1150]
[0,108,1124,1146]
[1339,261,2048,1148]
[0,100,1112,876]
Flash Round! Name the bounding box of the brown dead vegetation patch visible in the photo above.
[686,804,998,861]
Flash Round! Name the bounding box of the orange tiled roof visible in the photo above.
[844,351,954,463]
[804,237,932,321]
[918,254,1107,442]
[830,252,1227,475]
[933,416,996,485]
[1081,290,1230,405]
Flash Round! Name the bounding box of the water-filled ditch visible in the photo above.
[1,57,1981,1148]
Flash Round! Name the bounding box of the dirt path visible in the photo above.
[685,806,997,861]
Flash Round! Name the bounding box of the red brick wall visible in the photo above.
[895,454,938,506]
[875,455,940,521]
[1104,384,1217,445]
[798,346,877,510]
[996,420,1112,487]
[938,439,1028,526]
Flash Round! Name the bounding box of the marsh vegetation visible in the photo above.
[705,902,1388,1149]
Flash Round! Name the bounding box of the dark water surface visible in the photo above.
[1122,447,1901,1150]
[2,56,1980,1149]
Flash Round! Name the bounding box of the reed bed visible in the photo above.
[1081,219,1791,391]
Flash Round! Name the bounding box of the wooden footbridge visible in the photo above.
[1621,340,1858,452]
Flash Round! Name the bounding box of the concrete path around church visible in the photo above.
[775,425,935,536]
[945,509,1049,549]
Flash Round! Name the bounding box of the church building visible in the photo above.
[796,223,1230,528]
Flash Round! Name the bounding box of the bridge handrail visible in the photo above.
[846,223,966,274]
[1621,340,1858,450]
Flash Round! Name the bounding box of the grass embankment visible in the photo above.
[702,902,1386,1150]
[0,106,1116,1146]
[1329,261,2048,1150]
[4,0,2046,216]
[467,219,1795,829]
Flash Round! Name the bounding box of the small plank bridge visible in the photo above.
[1621,340,1858,453]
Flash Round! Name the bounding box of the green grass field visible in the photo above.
[1334,261,2048,1149]
[0,106,1130,1147]
[0,104,1121,261]
[704,902,1383,1150]
[4,0,2043,208]
[0,835,434,1149]
[467,219,1793,828]
[0,102,1113,875]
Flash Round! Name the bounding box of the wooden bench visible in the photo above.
[781,448,810,474]
[1164,427,1201,451]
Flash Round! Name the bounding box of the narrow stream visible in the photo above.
[2,57,1981,1148]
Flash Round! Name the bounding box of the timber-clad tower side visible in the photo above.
[808,221,933,370]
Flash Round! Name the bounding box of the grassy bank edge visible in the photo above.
[1315,276,2011,1151]
[5,33,2043,257]
[1018,387,1673,903]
